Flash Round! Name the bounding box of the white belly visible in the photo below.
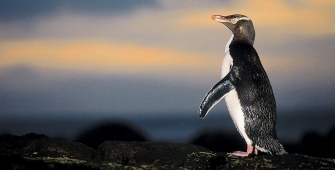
[225,90,252,145]
[221,34,252,145]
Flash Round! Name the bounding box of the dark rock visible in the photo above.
[97,141,218,169]
[223,154,335,169]
[0,133,100,162]
[1,133,335,169]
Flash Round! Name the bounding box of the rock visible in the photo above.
[97,141,216,169]
[223,154,335,169]
[1,133,335,169]
[0,133,100,162]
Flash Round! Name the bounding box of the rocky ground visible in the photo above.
[1,133,335,170]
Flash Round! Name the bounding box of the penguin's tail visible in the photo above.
[255,138,288,155]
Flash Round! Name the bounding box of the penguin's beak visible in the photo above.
[212,15,230,23]
[212,15,239,25]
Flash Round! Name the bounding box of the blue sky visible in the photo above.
[1,0,335,115]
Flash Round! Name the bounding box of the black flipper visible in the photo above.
[199,69,238,118]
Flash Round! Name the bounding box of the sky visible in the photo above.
[1,0,335,117]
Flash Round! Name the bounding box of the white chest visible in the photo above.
[221,34,234,79]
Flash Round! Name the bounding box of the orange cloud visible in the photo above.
[178,0,335,37]
[2,0,333,83]
[0,39,214,73]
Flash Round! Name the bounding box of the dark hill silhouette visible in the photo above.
[284,125,335,158]
[75,120,148,150]
[190,130,245,152]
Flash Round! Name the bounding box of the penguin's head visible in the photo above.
[212,14,255,45]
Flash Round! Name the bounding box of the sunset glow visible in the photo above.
[1,0,334,113]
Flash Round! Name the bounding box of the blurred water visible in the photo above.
[1,108,335,144]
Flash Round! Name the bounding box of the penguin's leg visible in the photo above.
[232,145,258,157]
[254,147,259,155]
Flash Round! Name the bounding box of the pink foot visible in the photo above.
[232,151,250,157]
[232,145,258,157]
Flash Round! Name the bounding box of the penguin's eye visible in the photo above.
[230,18,238,24]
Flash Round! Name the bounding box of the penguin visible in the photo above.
[199,14,287,156]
